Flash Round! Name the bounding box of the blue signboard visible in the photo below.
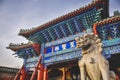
[45,41,76,54]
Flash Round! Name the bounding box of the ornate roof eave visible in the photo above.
[6,42,33,52]
[19,0,105,38]
[93,15,120,34]
[95,15,120,27]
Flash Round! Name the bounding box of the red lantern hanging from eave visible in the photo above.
[32,43,40,55]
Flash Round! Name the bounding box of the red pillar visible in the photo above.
[37,64,44,80]
[43,68,48,80]
[30,55,42,80]
[20,66,27,80]
[116,75,120,80]
[93,23,98,35]
[32,43,40,55]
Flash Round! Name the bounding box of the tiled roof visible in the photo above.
[95,15,120,26]
[19,0,104,38]
[6,42,32,51]
[93,15,120,34]
[0,66,19,73]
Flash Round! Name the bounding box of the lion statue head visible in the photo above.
[75,33,102,55]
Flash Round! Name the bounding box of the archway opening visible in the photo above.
[108,53,120,79]
[66,66,80,80]
[48,69,63,80]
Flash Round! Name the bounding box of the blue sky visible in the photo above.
[0,0,120,68]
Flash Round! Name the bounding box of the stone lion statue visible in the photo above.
[75,33,116,80]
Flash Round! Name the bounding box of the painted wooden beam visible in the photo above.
[73,19,81,32]
[66,22,74,35]
[47,29,55,41]
[60,25,67,37]
[54,28,61,39]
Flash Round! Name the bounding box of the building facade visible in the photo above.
[0,66,19,80]
[0,66,33,80]
[7,0,120,80]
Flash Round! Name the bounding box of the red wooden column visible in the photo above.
[20,66,27,80]
[37,64,44,80]
[93,23,98,35]
[14,66,22,80]
[32,43,40,55]
[30,55,42,80]
[43,67,48,80]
